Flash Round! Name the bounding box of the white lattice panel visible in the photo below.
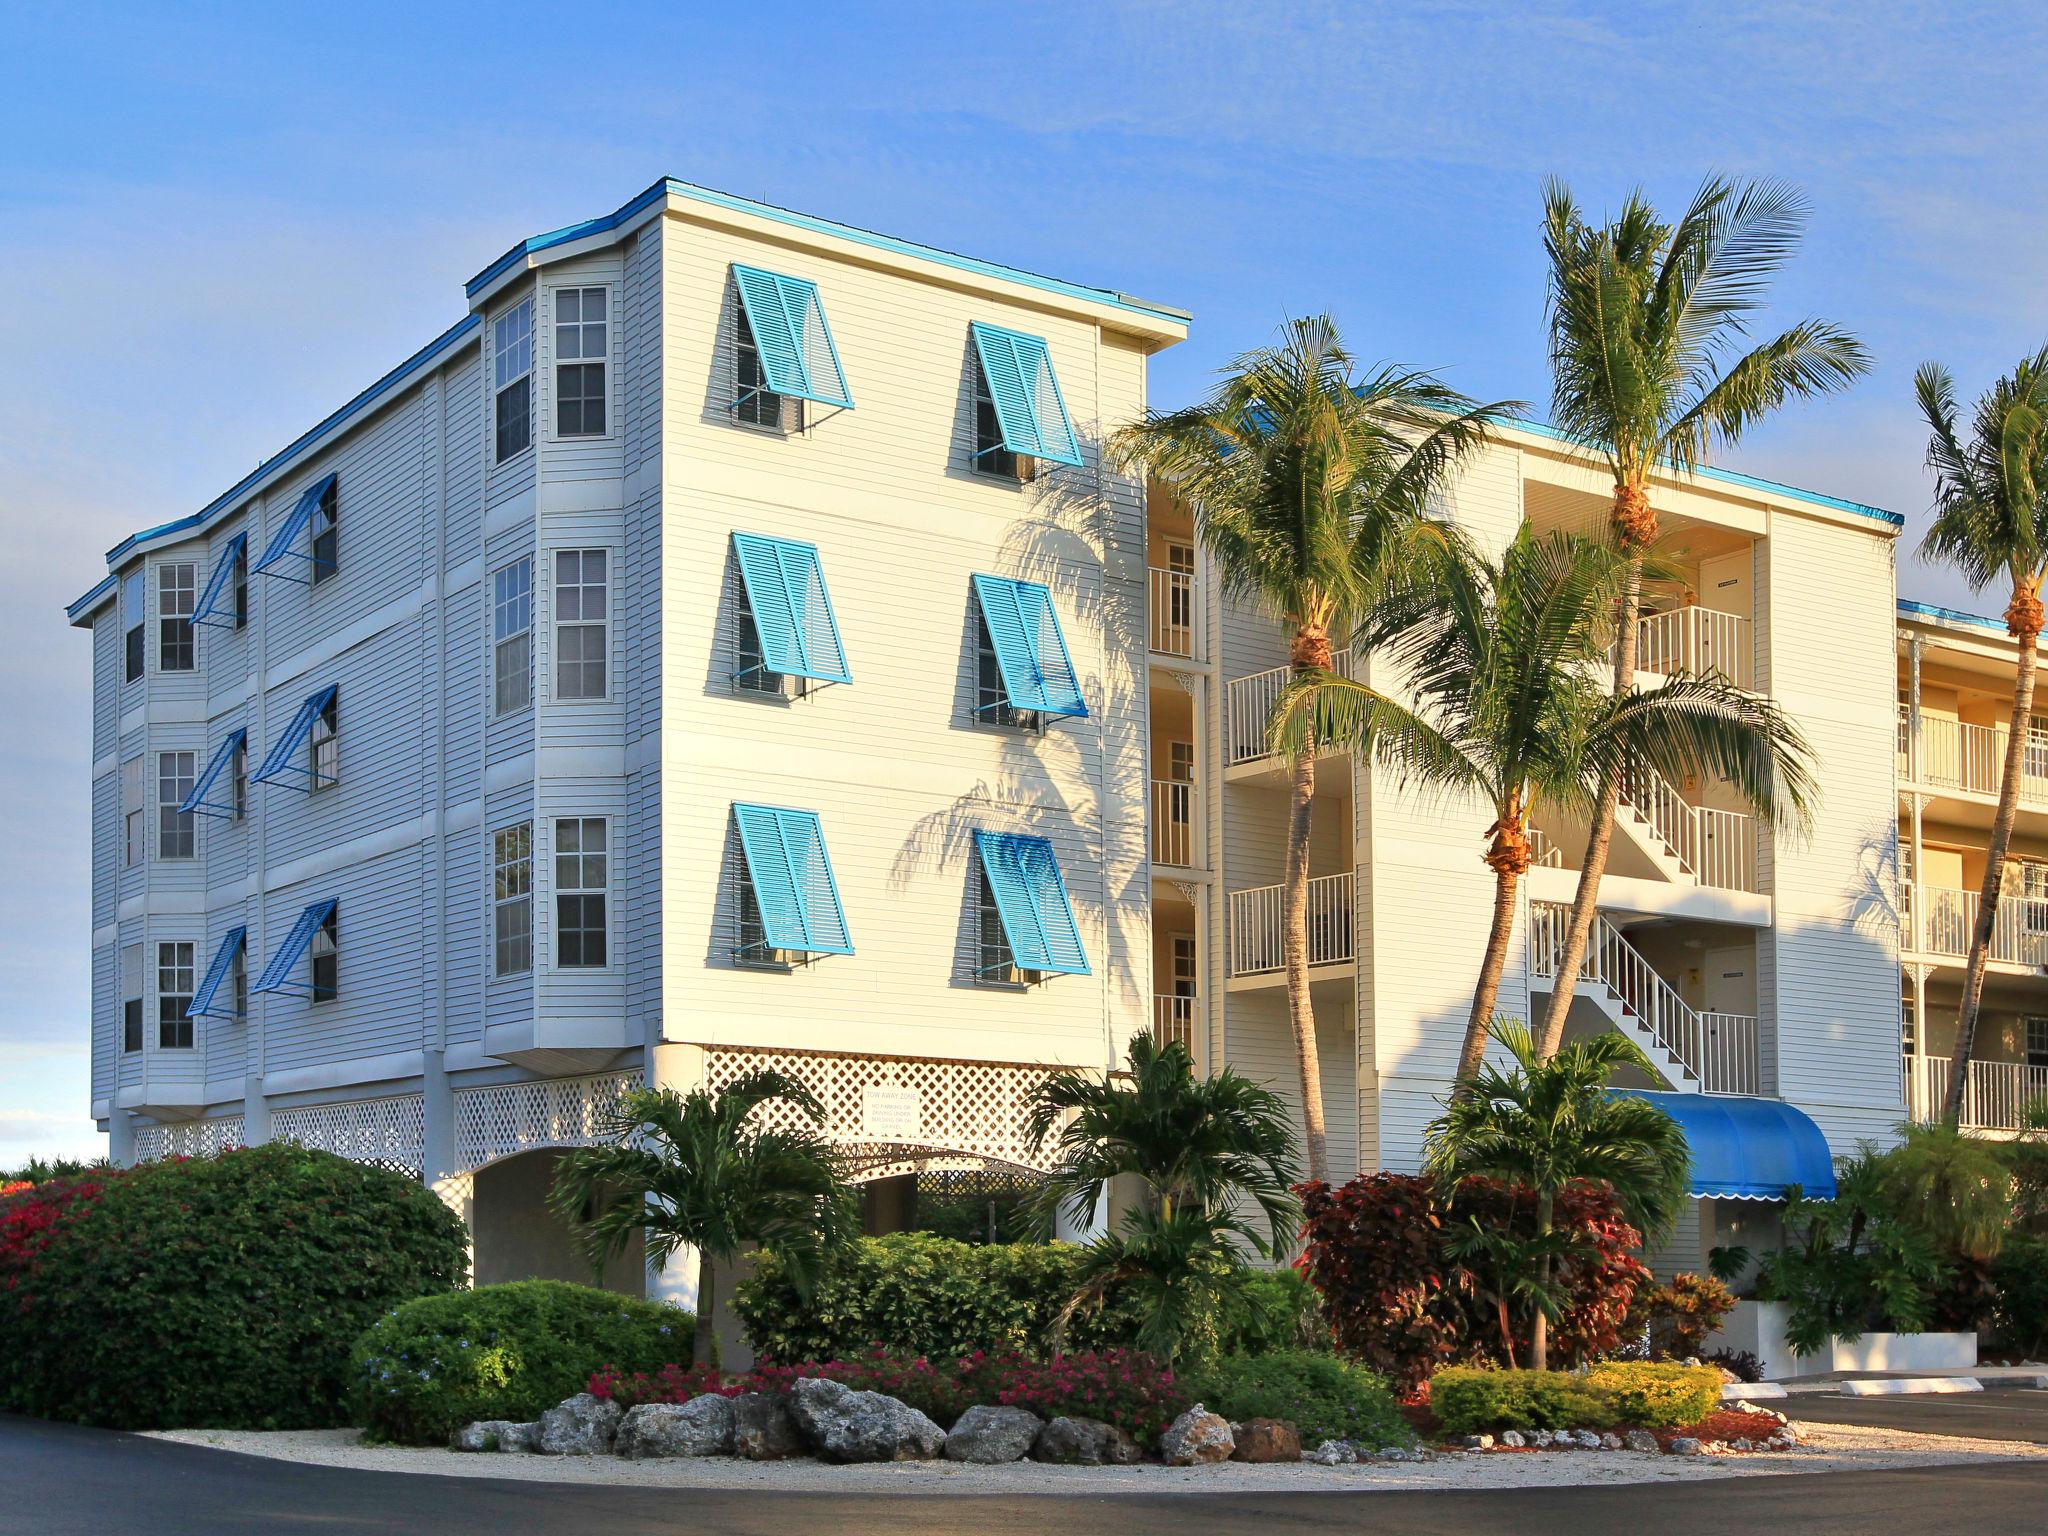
[132,1116,245,1163]
[452,1070,641,1173]
[702,1047,1069,1175]
[273,1095,426,1178]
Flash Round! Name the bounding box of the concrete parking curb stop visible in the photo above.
[1840,1378,1984,1397]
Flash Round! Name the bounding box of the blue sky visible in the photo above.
[3,1,2044,1166]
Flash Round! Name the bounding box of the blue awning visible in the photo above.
[732,803,854,956]
[970,322,1082,467]
[971,574,1086,719]
[731,533,852,684]
[731,265,854,410]
[254,899,336,994]
[192,532,248,628]
[1615,1091,1838,1201]
[974,829,1089,976]
[187,927,247,1019]
[180,728,247,818]
[252,686,336,790]
[252,474,337,583]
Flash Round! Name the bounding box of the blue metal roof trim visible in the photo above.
[1614,1090,1838,1200]
[254,899,336,995]
[187,926,247,1020]
[1896,597,2026,635]
[179,728,247,818]
[731,803,855,956]
[973,829,1090,976]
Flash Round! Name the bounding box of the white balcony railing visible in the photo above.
[1901,883,2048,967]
[1620,760,1757,892]
[1148,566,1201,660]
[1150,777,1197,868]
[1906,1053,2048,1131]
[1529,827,1565,868]
[1227,870,1354,976]
[1154,993,1197,1052]
[1631,606,1753,691]
[1900,710,2048,805]
[1224,648,1353,766]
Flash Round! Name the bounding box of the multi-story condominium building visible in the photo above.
[68,176,1913,1291]
[1898,600,2048,1135]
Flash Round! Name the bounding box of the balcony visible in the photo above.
[1154,993,1197,1052]
[1620,761,1758,892]
[1148,566,1202,661]
[1224,650,1353,766]
[1150,777,1200,869]
[1627,605,1754,691]
[1227,870,1354,977]
[1906,1053,2048,1132]
[1899,710,2048,805]
[1901,883,2048,968]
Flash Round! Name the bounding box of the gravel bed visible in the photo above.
[145,1421,2048,1495]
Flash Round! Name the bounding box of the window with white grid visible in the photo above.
[493,557,533,716]
[554,550,608,701]
[555,817,608,968]
[123,756,145,867]
[554,287,607,437]
[158,563,195,672]
[158,941,194,1049]
[123,569,145,683]
[158,751,195,859]
[494,298,534,462]
[121,943,144,1053]
[494,821,533,977]
[310,692,339,788]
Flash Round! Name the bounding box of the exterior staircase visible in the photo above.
[1526,902,1760,1094]
[1614,761,1757,893]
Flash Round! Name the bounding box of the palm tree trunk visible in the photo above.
[1458,798,1531,1082]
[1530,1188,1555,1372]
[693,1250,717,1369]
[1946,586,2042,1123]
[1537,488,1647,1060]
[1284,744,1330,1183]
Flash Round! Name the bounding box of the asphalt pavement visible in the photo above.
[1786,1387,2048,1445]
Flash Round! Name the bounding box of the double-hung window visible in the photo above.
[193,533,249,630]
[310,692,339,788]
[188,927,248,1022]
[493,557,534,715]
[253,686,339,793]
[122,569,146,683]
[493,822,533,977]
[494,298,535,461]
[158,563,196,672]
[253,475,339,586]
[309,907,338,1000]
[555,817,608,968]
[554,550,607,701]
[121,943,144,1052]
[253,899,338,1002]
[971,830,1090,985]
[975,603,1036,730]
[157,751,196,859]
[554,287,607,437]
[735,316,798,430]
[122,757,145,867]
[157,941,195,1049]
[2029,1016,2048,1072]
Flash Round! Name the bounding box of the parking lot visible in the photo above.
[1789,1387,2048,1445]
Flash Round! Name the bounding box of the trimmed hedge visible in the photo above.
[0,1145,466,1429]
[1432,1362,1722,1436]
[352,1280,694,1445]
[1182,1350,1412,1449]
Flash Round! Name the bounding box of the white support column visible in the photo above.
[644,1042,706,1311]
[107,1108,135,1168]
[241,1072,270,1147]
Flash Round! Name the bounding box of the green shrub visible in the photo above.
[0,1144,466,1430]
[734,1233,1145,1361]
[1580,1362,1722,1427]
[352,1280,692,1444]
[1990,1235,2048,1357]
[1430,1367,1603,1435]
[1183,1351,1412,1448]
[1213,1269,1332,1356]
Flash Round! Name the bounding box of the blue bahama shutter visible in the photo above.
[973,830,1089,975]
[969,322,1082,467]
[732,265,854,410]
[187,927,247,1019]
[732,804,854,955]
[180,728,247,817]
[252,474,337,580]
[253,900,336,994]
[971,574,1086,718]
[192,532,247,628]
[731,533,852,683]
[252,685,336,788]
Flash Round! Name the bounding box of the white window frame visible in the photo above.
[493,821,534,978]
[122,756,146,868]
[553,549,609,702]
[157,940,195,1049]
[309,479,339,585]
[231,736,248,819]
[493,297,535,463]
[554,816,609,969]
[158,562,196,672]
[553,286,610,439]
[121,942,144,1053]
[122,569,146,684]
[493,557,534,717]
[309,907,338,1003]
[310,693,339,789]
[157,751,196,860]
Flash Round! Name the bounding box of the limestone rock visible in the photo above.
[1457,1433,1494,1450]
[1571,1429,1603,1450]
[452,1419,536,1453]
[944,1404,1044,1464]
[1306,1438,1358,1466]
[731,1392,804,1460]
[1599,1432,1624,1450]
[786,1377,944,1463]
[1376,1445,1421,1461]
[1498,1430,1526,1448]
[1624,1429,1660,1453]
[1031,1415,1143,1466]
[1229,1418,1301,1463]
[1161,1405,1234,1466]
[1729,1437,1754,1452]
[1669,1436,1702,1456]
[614,1396,735,1459]
[536,1393,624,1456]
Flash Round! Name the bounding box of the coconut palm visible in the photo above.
[1533,176,1871,1060]
[1026,1032,1301,1360]
[549,1073,856,1368]
[1425,1022,1692,1370]
[1915,350,2048,1123]
[1275,527,1817,1081]
[1108,317,1512,1180]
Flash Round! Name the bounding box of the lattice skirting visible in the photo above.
[272,1094,426,1179]
[701,1046,1071,1177]
[452,1070,642,1174]
[133,1115,246,1163]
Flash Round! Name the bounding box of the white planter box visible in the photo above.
[1706,1299,1977,1381]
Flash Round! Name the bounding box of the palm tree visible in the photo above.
[1026,1033,1300,1360]
[1108,317,1512,1180]
[1915,351,2048,1123]
[1880,1121,2015,1265]
[1277,527,1817,1081]
[549,1072,856,1368]
[1425,1022,1692,1370]
[1534,176,1871,1060]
